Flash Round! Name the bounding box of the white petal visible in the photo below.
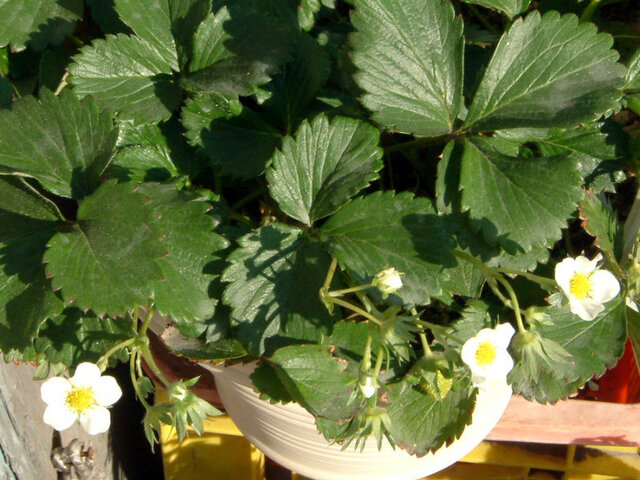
[43,404,76,431]
[569,297,603,321]
[93,376,122,406]
[555,257,576,292]
[471,372,487,387]
[494,323,515,349]
[574,254,600,274]
[41,377,72,406]
[476,376,509,392]
[490,350,515,377]
[79,406,111,435]
[461,337,480,368]
[71,363,101,387]
[589,270,620,303]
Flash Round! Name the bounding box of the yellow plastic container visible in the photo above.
[159,387,640,480]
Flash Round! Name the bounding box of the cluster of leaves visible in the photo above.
[1,0,640,456]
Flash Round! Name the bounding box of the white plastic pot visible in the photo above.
[203,362,512,480]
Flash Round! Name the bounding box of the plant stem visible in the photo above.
[361,326,374,372]
[54,72,69,95]
[453,249,508,303]
[329,297,382,325]
[323,258,338,290]
[419,331,432,354]
[140,342,171,388]
[139,307,156,336]
[494,275,526,333]
[130,351,151,410]
[580,0,602,22]
[230,186,266,211]
[372,345,385,376]
[417,320,465,345]
[467,4,500,35]
[96,338,137,370]
[496,268,556,288]
[328,284,374,297]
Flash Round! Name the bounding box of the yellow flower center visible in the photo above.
[569,273,592,299]
[475,341,497,367]
[65,386,95,413]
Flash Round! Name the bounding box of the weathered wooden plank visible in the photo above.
[0,361,123,480]
[487,394,640,446]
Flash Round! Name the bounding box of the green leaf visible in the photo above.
[34,308,135,368]
[298,0,335,30]
[0,89,118,199]
[112,120,203,183]
[0,77,11,108]
[627,305,640,373]
[624,48,640,91]
[452,300,492,343]
[182,93,282,178]
[222,223,336,356]
[267,115,382,226]
[251,362,294,404]
[267,345,358,421]
[452,137,583,251]
[0,0,82,50]
[436,146,552,272]
[69,34,182,125]
[181,92,242,144]
[350,0,464,137]
[43,181,165,316]
[0,233,64,352]
[460,0,529,19]
[0,176,60,243]
[535,122,627,192]
[386,374,476,456]
[264,31,331,133]
[160,325,247,361]
[439,249,485,299]
[139,183,229,322]
[113,0,178,69]
[464,11,625,132]
[182,5,292,96]
[510,300,627,403]
[86,0,129,34]
[580,192,623,266]
[321,192,456,305]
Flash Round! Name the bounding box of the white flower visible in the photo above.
[461,323,515,390]
[554,254,620,321]
[41,362,122,435]
[373,267,403,297]
[359,376,377,398]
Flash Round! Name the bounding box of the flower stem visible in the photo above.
[328,284,374,297]
[496,268,556,288]
[140,342,172,388]
[139,306,156,336]
[361,326,374,372]
[96,337,137,371]
[323,258,338,290]
[495,275,526,333]
[372,345,385,377]
[130,351,151,410]
[417,320,465,345]
[329,297,383,325]
[580,0,602,22]
[419,331,432,354]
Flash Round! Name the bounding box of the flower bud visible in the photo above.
[359,376,377,398]
[373,267,403,298]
